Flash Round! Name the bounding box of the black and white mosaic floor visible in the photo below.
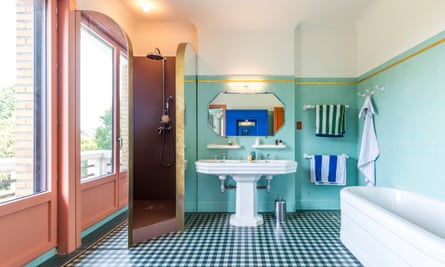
[62,211,363,267]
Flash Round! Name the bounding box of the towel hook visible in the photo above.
[358,85,384,97]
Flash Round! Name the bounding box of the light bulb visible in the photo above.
[141,0,152,13]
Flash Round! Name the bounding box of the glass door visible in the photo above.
[80,25,114,181]
[77,12,129,231]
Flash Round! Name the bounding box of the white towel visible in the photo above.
[310,154,347,185]
[315,104,346,137]
[358,96,380,186]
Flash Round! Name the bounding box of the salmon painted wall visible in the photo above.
[76,0,197,57]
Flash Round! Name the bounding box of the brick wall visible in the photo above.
[120,56,129,171]
[15,0,34,197]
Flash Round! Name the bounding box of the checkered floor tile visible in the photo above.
[63,211,363,267]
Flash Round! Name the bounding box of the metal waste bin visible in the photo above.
[274,198,286,223]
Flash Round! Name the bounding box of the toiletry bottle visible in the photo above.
[255,137,260,145]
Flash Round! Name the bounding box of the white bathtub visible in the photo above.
[340,186,445,267]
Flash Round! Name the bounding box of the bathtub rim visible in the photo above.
[340,186,445,263]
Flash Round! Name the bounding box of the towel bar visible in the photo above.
[304,153,349,159]
[303,104,349,111]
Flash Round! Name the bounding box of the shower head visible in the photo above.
[147,48,166,60]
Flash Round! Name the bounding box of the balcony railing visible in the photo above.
[0,157,16,202]
[81,150,112,181]
[0,150,113,202]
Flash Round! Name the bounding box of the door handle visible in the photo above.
[117,136,123,149]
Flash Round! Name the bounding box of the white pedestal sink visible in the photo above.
[195,159,298,227]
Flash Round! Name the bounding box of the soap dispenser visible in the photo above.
[249,151,256,161]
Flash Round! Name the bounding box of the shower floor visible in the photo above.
[132,199,176,244]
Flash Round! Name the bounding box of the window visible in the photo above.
[0,0,48,203]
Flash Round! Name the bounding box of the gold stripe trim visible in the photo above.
[196,37,445,86]
[199,79,294,83]
[295,81,357,85]
[358,37,445,83]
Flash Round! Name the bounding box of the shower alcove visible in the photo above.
[129,43,195,245]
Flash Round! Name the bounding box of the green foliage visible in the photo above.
[0,85,16,158]
[81,132,98,151]
[81,108,112,151]
[0,173,11,191]
[95,108,112,150]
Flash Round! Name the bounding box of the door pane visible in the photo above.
[80,25,114,182]
[119,54,128,172]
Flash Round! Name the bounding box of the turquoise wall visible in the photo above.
[295,78,358,209]
[184,77,198,211]
[187,76,297,212]
[185,75,358,212]
[185,31,445,212]
[357,31,445,201]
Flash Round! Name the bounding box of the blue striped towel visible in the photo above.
[310,154,347,185]
[315,104,346,137]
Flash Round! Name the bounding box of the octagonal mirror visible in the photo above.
[208,92,284,136]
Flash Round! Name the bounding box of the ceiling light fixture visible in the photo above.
[140,0,152,13]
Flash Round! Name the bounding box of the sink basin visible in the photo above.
[195,159,297,175]
[195,159,298,227]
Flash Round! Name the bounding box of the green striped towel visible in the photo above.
[315,104,346,137]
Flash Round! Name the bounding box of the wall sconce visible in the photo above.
[227,81,265,93]
[140,0,153,13]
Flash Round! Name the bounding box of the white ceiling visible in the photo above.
[122,0,373,29]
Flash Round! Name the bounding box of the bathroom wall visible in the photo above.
[293,23,359,209]
[295,23,357,78]
[184,77,198,211]
[356,30,445,201]
[355,0,445,76]
[197,28,295,75]
[76,0,136,38]
[78,0,445,210]
[76,0,197,58]
[295,79,358,209]
[186,76,296,212]
[353,0,445,201]
[131,22,198,57]
[184,22,360,211]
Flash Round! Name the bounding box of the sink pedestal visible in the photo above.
[194,159,298,227]
[230,174,264,227]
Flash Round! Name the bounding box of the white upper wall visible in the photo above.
[356,0,445,76]
[78,0,445,78]
[295,23,357,78]
[197,27,295,76]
